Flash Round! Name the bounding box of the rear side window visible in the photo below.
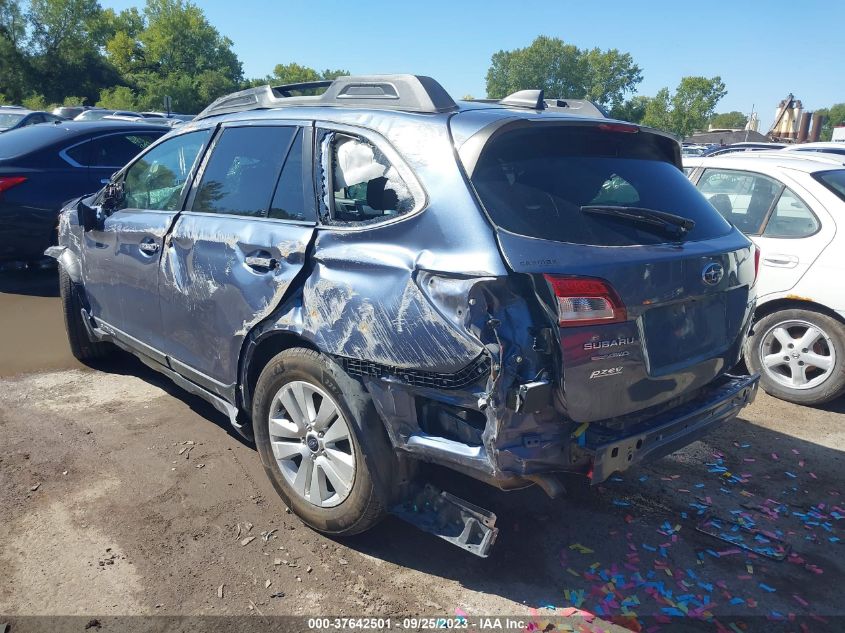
[191,126,296,217]
[815,170,845,202]
[0,112,25,128]
[697,169,781,234]
[323,132,418,225]
[65,133,160,168]
[470,125,731,246]
[762,189,819,238]
[269,129,314,222]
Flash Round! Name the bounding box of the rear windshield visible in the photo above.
[814,170,845,202]
[0,113,25,128]
[470,125,733,246]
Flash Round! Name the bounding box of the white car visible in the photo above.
[685,152,845,405]
[782,141,845,157]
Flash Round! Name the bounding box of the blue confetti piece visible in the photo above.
[730,597,744,605]
[759,583,776,593]
[785,472,797,478]
[639,475,649,482]
[642,543,657,552]
[613,499,632,507]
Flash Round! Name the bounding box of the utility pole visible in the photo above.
[745,104,754,142]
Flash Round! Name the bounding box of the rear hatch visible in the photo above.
[459,119,757,423]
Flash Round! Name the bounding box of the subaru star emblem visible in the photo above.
[702,262,724,286]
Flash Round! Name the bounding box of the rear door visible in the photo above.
[463,121,757,423]
[695,167,835,298]
[158,122,316,396]
[62,130,162,189]
[80,129,212,353]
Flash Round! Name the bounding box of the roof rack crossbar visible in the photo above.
[195,74,458,120]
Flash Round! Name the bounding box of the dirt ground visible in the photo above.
[1,269,843,632]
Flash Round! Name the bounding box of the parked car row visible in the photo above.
[684,151,845,405]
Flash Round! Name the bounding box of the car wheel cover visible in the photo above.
[268,380,356,508]
[759,319,836,391]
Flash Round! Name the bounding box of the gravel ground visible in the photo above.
[1,269,843,632]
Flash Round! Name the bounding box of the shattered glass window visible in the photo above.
[121,129,211,211]
[327,134,416,224]
[192,126,296,217]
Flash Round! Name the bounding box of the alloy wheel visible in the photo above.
[267,380,356,508]
[759,319,836,390]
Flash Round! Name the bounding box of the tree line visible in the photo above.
[1,5,842,138]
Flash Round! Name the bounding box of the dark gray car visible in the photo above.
[48,75,759,556]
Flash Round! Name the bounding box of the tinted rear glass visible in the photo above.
[471,125,733,246]
[0,124,70,159]
[815,170,845,202]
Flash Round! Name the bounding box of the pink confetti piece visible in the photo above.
[771,453,779,460]
[793,594,809,607]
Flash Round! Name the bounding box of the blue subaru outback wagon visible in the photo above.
[48,75,759,556]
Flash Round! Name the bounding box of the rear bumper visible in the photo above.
[586,373,759,484]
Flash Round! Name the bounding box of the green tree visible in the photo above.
[1,0,31,102]
[244,63,349,88]
[641,76,727,137]
[101,0,243,113]
[814,103,845,141]
[25,0,121,104]
[485,36,642,111]
[709,111,748,129]
[96,85,138,110]
[609,95,651,123]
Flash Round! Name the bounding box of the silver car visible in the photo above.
[48,75,759,556]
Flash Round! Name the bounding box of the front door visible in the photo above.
[81,129,212,354]
[159,123,316,397]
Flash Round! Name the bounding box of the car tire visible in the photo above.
[252,348,399,536]
[59,266,112,362]
[745,308,845,406]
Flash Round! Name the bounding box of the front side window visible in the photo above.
[762,189,819,238]
[121,129,211,211]
[323,132,417,225]
[191,126,296,217]
[696,169,781,234]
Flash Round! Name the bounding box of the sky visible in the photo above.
[101,0,844,130]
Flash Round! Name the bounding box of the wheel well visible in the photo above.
[754,298,845,333]
[242,331,319,413]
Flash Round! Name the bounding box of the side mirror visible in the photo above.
[77,199,101,232]
[102,181,125,212]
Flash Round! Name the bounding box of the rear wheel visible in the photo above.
[59,267,112,361]
[745,308,845,406]
[252,348,399,535]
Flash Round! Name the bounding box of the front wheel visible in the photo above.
[59,267,112,362]
[252,348,399,535]
[745,308,845,406]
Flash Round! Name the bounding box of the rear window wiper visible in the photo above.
[581,205,695,238]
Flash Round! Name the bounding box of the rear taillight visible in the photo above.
[544,275,627,327]
[753,245,761,286]
[0,176,27,194]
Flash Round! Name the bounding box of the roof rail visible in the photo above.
[195,74,459,120]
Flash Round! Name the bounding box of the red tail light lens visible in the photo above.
[544,275,627,327]
[753,245,761,286]
[0,176,27,194]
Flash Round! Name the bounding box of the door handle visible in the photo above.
[245,255,278,271]
[139,240,160,255]
[762,254,798,268]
